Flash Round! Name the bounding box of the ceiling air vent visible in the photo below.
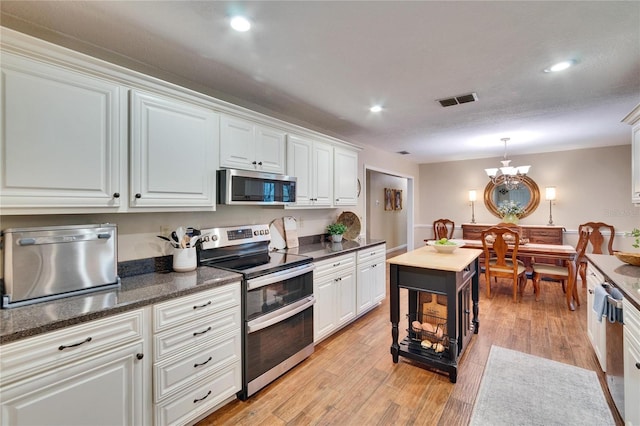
[437,92,478,107]
[396,150,410,155]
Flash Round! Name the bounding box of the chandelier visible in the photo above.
[484,137,530,190]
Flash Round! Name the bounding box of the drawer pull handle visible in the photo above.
[194,356,213,368]
[333,262,341,267]
[193,326,212,337]
[588,289,594,294]
[193,301,212,310]
[59,337,92,351]
[193,390,212,403]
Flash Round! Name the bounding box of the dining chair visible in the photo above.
[531,226,592,303]
[481,226,527,303]
[577,222,615,286]
[433,218,455,240]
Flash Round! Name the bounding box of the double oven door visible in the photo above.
[240,263,315,399]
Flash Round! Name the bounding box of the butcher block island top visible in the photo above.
[387,245,483,272]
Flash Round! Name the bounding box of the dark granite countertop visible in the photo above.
[0,267,241,345]
[586,254,640,311]
[0,238,386,345]
[280,238,386,261]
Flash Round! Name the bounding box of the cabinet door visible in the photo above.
[219,115,255,170]
[313,274,336,342]
[337,269,357,327]
[356,262,374,315]
[287,135,313,206]
[130,90,218,208]
[334,147,358,206]
[623,331,640,425]
[0,342,145,426]
[255,125,285,174]
[372,258,387,304]
[632,124,640,203]
[1,53,123,211]
[312,141,333,206]
[586,265,606,371]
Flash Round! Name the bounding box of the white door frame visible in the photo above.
[363,164,415,251]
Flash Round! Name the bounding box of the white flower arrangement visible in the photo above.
[497,200,525,217]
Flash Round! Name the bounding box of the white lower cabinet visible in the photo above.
[152,283,242,426]
[356,244,387,316]
[623,298,640,425]
[313,253,356,342]
[586,262,607,371]
[0,308,149,426]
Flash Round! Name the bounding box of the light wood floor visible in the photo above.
[198,254,624,426]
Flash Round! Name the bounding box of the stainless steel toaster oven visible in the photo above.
[1,224,119,308]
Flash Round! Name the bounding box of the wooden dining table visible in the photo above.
[460,239,580,311]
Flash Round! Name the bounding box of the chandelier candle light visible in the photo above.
[485,137,531,190]
[469,190,477,224]
[546,186,556,226]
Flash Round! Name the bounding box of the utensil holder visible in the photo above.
[173,247,196,272]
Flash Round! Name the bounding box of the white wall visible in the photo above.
[417,145,639,250]
[366,170,408,251]
[0,144,420,273]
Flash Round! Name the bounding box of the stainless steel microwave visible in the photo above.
[217,169,297,205]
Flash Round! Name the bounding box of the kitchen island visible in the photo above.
[387,245,482,383]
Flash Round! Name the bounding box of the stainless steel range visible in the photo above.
[197,224,314,399]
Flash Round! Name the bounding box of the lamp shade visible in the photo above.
[545,186,556,201]
[469,190,477,202]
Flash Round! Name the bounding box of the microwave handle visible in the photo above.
[247,296,315,333]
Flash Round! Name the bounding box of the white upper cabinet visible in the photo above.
[0,52,125,213]
[624,103,640,204]
[334,146,358,206]
[220,115,285,174]
[129,90,218,209]
[287,134,333,207]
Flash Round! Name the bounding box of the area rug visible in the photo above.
[470,346,615,426]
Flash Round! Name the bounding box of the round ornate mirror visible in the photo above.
[483,176,540,219]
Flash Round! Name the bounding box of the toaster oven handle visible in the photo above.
[18,233,112,246]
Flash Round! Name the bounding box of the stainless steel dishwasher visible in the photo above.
[604,281,625,420]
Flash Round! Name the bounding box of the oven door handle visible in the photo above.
[247,295,315,333]
[246,263,315,290]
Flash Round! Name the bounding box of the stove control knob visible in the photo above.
[212,235,218,241]
[254,230,259,236]
[265,229,270,235]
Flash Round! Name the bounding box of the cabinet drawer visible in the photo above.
[314,253,356,277]
[0,308,145,386]
[155,362,241,426]
[154,307,241,361]
[357,244,386,263]
[154,330,241,402]
[153,283,240,333]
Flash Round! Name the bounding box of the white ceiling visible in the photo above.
[1,1,639,164]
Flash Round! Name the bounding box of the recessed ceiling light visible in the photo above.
[370,105,383,113]
[230,16,251,32]
[544,60,575,73]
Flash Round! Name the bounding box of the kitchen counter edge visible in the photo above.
[586,254,640,311]
[0,267,242,345]
[279,239,386,261]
